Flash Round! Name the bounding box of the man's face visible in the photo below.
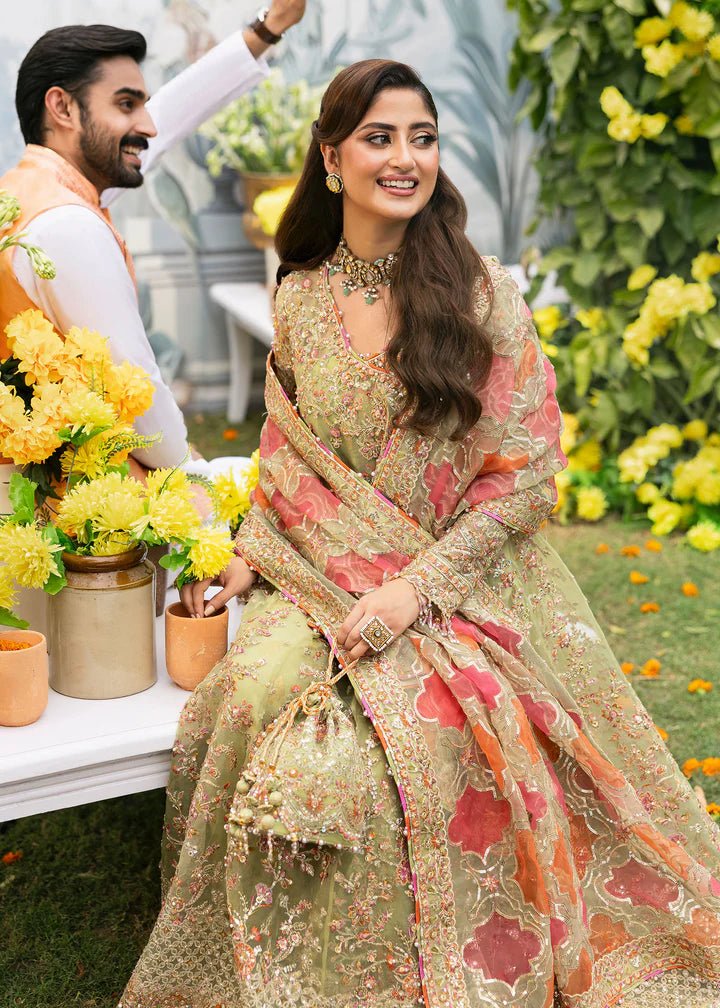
[74,56,157,192]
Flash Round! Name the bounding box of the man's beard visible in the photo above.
[78,108,147,190]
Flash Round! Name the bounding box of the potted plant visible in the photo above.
[201,69,322,248]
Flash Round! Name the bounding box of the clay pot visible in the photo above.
[0,630,49,727]
[165,601,229,691]
[48,547,156,699]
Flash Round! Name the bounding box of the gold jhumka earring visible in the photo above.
[326,172,344,193]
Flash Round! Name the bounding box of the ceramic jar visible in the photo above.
[0,630,49,726]
[165,601,229,691]
[48,547,156,699]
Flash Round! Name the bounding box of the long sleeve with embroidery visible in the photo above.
[397,263,566,622]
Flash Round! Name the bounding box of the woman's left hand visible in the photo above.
[336,577,420,661]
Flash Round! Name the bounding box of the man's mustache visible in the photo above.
[120,136,150,151]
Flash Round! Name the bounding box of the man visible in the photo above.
[0,2,305,468]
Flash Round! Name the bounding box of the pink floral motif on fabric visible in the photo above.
[448,785,511,857]
[462,911,542,985]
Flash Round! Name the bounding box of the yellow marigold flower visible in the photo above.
[682,581,699,598]
[0,418,62,466]
[575,307,605,334]
[640,113,669,140]
[600,86,633,119]
[0,385,28,435]
[687,520,720,551]
[647,497,683,536]
[679,281,716,317]
[641,656,661,673]
[532,305,564,341]
[63,388,117,435]
[620,544,642,557]
[620,661,635,675]
[669,1,714,42]
[696,471,720,506]
[702,757,720,776]
[104,360,154,423]
[617,449,649,484]
[656,726,669,741]
[636,482,660,504]
[0,523,62,589]
[187,524,234,581]
[607,111,643,144]
[644,538,663,552]
[688,678,713,694]
[30,383,71,428]
[575,486,608,522]
[625,262,653,290]
[595,542,611,555]
[683,419,708,441]
[253,184,295,237]
[642,40,686,77]
[691,251,720,283]
[568,439,602,473]
[707,802,720,817]
[634,17,672,47]
[62,326,112,380]
[560,413,579,457]
[648,423,683,449]
[629,570,649,585]
[674,114,695,134]
[0,565,17,611]
[5,309,66,385]
[707,33,720,59]
[142,494,202,541]
[683,757,702,777]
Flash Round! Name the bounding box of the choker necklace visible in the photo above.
[328,237,397,306]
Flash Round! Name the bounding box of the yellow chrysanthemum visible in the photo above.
[607,111,643,143]
[214,472,252,526]
[672,457,708,499]
[686,521,720,551]
[60,439,107,481]
[92,488,146,535]
[627,265,658,291]
[57,473,142,539]
[575,486,608,522]
[691,251,720,282]
[253,184,295,237]
[104,360,155,423]
[647,498,683,536]
[142,494,202,541]
[575,307,605,334]
[187,524,234,581]
[669,1,714,42]
[675,114,695,134]
[0,523,62,589]
[599,86,633,119]
[4,309,66,385]
[89,533,136,556]
[707,33,720,59]
[683,419,708,441]
[640,113,669,140]
[0,564,17,610]
[144,467,194,503]
[568,440,602,473]
[642,40,686,76]
[63,388,117,434]
[635,17,672,47]
[532,305,564,341]
[636,482,661,504]
[696,472,720,506]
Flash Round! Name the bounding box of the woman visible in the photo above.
[121,61,720,1008]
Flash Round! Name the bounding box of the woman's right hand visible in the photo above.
[180,555,258,618]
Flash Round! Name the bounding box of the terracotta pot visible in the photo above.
[237,170,299,250]
[165,601,229,691]
[48,547,156,699]
[0,630,49,727]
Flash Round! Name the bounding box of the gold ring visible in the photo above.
[359,615,394,652]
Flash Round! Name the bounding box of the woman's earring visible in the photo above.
[326,172,344,194]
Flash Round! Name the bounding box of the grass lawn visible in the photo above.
[2,414,719,1007]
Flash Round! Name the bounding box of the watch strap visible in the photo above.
[249,12,283,45]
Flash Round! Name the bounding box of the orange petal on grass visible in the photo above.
[655,726,669,741]
[620,545,642,557]
[644,539,663,552]
[1,851,22,865]
[702,758,720,777]
[223,428,239,441]
[682,582,700,597]
[620,662,635,675]
[641,658,662,677]
[688,679,713,694]
[595,543,611,555]
[683,758,702,778]
[629,571,649,585]
[640,602,660,613]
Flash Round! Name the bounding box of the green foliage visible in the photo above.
[509,0,720,450]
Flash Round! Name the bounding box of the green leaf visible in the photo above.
[549,36,581,90]
[571,0,605,10]
[614,0,645,12]
[0,607,29,630]
[699,313,720,350]
[692,195,720,246]
[44,570,67,596]
[636,206,665,238]
[684,361,720,403]
[602,6,635,57]
[540,246,576,272]
[158,551,188,571]
[8,473,36,524]
[525,24,567,52]
[571,251,603,286]
[614,222,647,268]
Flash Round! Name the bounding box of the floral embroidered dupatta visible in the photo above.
[236,271,720,1008]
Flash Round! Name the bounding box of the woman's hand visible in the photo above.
[180,555,258,618]
[336,578,420,661]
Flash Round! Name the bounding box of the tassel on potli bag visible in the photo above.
[226,654,371,858]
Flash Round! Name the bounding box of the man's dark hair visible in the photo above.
[15,25,147,145]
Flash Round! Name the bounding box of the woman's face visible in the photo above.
[323,87,440,229]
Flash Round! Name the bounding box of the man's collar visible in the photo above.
[23,144,101,208]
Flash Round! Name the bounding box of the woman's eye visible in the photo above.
[414,133,438,146]
[367,133,391,146]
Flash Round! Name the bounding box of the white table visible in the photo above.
[210,281,274,422]
[0,592,241,822]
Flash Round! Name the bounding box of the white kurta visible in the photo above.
[14,32,267,469]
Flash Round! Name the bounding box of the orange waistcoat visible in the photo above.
[0,144,136,360]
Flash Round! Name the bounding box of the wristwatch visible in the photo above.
[249,7,284,45]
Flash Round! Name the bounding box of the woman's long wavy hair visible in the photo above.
[275,60,495,441]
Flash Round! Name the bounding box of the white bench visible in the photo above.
[210,281,274,422]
